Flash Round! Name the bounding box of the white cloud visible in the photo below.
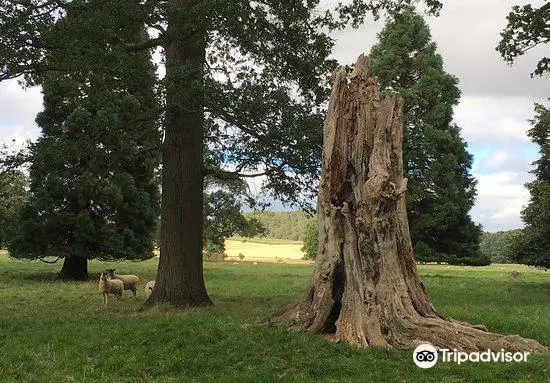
[471,171,533,231]
[427,0,548,99]
[481,150,510,171]
[454,96,540,146]
[0,79,42,145]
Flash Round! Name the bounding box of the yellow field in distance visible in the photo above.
[224,238,309,263]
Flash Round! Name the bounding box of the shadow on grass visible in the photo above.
[21,272,156,283]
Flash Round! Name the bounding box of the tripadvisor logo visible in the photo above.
[413,344,530,368]
[413,344,438,368]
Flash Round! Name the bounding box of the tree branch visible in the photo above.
[203,167,269,180]
[204,105,265,142]
[146,22,167,35]
[38,256,60,264]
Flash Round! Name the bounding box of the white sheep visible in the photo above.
[99,271,124,304]
[144,280,155,299]
[106,269,140,297]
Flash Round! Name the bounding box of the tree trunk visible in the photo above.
[273,55,545,352]
[146,0,211,307]
[58,257,88,281]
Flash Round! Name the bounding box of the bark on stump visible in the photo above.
[273,55,546,352]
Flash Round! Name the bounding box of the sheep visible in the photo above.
[105,269,140,297]
[144,280,155,299]
[99,271,124,304]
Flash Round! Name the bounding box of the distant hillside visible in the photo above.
[244,211,314,241]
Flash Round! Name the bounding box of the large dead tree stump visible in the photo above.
[273,55,546,352]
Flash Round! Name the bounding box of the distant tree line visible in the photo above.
[252,210,529,266]
[480,230,522,264]
[243,211,314,242]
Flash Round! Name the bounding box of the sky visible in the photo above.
[0,0,547,232]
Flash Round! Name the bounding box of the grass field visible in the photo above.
[225,238,306,262]
[229,237,304,245]
[0,250,549,382]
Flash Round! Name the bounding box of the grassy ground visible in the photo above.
[0,251,548,382]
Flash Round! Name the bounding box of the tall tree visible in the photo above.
[513,105,550,269]
[7,1,161,280]
[369,7,486,265]
[0,0,444,305]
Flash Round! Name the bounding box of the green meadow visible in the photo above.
[0,250,548,382]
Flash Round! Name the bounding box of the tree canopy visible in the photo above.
[498,2,550,77]
[1,0,445,207]
[6,1,161,279]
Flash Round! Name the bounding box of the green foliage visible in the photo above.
[0,170,28,247]
[244,211,313,241]
[444,253,490,267]
[201,0,438,207]
[203,185,267,258]
[498,3,550,77]
[7,1,161,262]
[369,7,484,266]
[513,105,550,269]
[480,230,523,264]
[301,219,318,260]
[414,240,490,266]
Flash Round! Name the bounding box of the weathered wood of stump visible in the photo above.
[272,54,546,352]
